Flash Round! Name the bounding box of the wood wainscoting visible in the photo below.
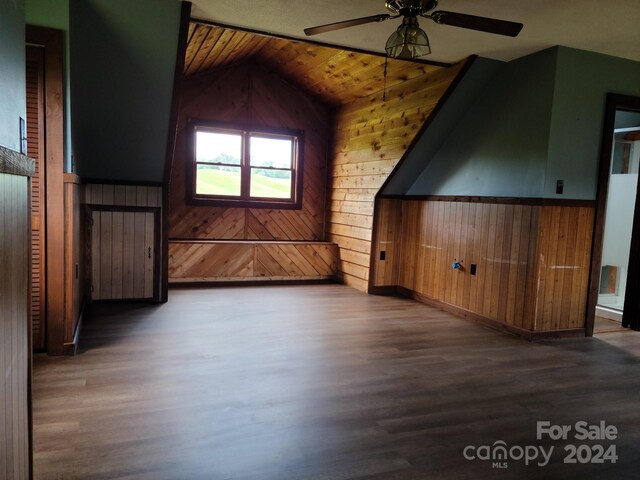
[1,148,35,480]
[169,240,338,283]
[372,197,595,337]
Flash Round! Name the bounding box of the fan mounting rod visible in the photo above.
[385,0,438,16]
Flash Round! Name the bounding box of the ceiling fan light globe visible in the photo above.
[385,21,431,59]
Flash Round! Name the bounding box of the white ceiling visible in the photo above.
[189,0,640,64]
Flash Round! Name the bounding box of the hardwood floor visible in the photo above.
[33,285,640,479]
[594,315,628,334]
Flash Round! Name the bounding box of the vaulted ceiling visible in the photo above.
[183,22,450,106]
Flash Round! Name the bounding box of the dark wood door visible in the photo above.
[26,45,46,350]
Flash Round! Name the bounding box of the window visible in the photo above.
[188,121,304,209]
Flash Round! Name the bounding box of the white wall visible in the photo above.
[602,174,637,269]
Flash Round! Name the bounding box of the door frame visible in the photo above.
[26,26,66,354]
[25,45,47,351]
[586,93,640,335]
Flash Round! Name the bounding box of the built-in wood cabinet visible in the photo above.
[85,183,162,301]
[90,209,157,300]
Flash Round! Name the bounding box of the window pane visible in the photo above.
[250,168,292,199]
[249,136,293,168]
[196,164,241,196]
[196,131,241,165]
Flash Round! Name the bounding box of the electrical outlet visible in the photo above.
[556,180,564,195]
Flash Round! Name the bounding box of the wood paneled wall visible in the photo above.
[169,63,329,242]
[0,172,31,479]
[85,183,162,208]
[169,241,338,282]
[373,198,595,333]
[327,62,466,292]
[533,205,595,331]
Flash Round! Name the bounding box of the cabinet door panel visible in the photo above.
[92,209,156,300]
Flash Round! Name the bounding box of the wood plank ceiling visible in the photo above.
[184,22,449,106]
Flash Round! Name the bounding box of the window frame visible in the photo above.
[186,119,304,209]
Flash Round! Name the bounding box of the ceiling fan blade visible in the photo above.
[429,10,523,37]
[304,14,391,36]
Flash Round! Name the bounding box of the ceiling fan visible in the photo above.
[304,0,523,60]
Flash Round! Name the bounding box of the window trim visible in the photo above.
[186,119,304,209]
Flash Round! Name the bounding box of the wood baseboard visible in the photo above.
[396,287,535,340]
[391,286,587,341]
[169,278,340,288]
[368,286,398,296]
[529,329,586,340]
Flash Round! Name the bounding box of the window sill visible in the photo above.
[186,196,303,210]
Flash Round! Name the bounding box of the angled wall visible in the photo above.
[0,0,26,152]
[327,61,467,292]
[405,48,558,197]
[69,0,181,182]
[400,46,640,199]
[382,57,504,195]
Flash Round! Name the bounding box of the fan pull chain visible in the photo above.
[383,56,388,102]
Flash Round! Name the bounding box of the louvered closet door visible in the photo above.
[91,210,156,300]
[26,45,46,350]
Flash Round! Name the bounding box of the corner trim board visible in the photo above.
[62,295,87,355]
[162,1,193,303]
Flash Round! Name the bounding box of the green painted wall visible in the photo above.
[383,57,504,195]
[0,0,26,152]
[70,0,181,182]
[407,48,557,197]
[405,47,640,199]
[545,48,640,199]
[26,0,72,171]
